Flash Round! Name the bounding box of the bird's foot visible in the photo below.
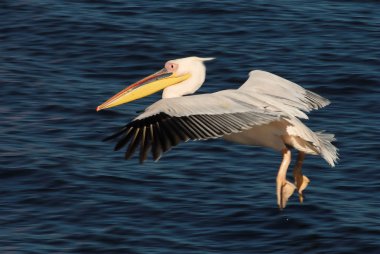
[276,179,296,210]
[294,175,310,203]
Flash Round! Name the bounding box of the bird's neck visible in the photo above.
[162,71,205,99]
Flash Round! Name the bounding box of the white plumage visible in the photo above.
[135,69,337,166]
[98,56,339,209]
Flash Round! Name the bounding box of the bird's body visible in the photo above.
[97,56,338,209]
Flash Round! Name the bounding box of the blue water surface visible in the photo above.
[1,1,379,253]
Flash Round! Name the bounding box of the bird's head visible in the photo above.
[96,56,214,111]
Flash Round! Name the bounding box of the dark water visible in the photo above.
[1,1,379,253]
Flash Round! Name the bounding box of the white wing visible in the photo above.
[105,70,331,162]
[239,70,330,119]
[105,90,284,162]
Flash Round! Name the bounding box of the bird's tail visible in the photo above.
[315,131,339,167]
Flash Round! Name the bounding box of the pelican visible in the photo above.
[97,56,338,209]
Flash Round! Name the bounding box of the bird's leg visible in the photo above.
[293,152,310,203]
[276,148,296,209]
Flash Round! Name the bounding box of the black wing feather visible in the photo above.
[114,127,134,151]
[125,128,141,159]
[103,111,279,162]
[151,122,163,161]
[139,126,150,164]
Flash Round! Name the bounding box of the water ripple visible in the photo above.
[1,1,379,253]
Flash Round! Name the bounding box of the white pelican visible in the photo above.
[97,56,338,209]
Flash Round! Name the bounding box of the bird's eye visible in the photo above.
[165,62,177,71]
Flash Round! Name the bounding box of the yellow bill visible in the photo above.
[97,69,190,111]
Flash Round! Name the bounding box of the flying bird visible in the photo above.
[97,56,338,209]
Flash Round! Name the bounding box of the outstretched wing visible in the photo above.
[104,70,331,162]
[239,70,330,117]
[104,90,283,163]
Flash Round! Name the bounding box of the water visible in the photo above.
[1,1,379,253]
